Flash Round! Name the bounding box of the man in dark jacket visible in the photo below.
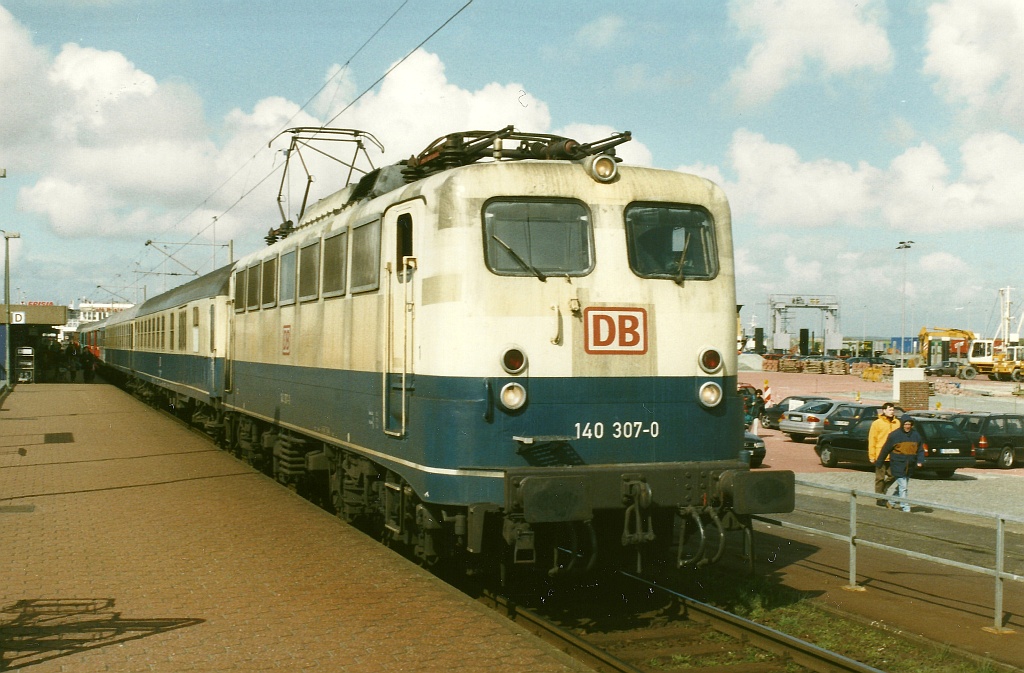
[874,414,925,512]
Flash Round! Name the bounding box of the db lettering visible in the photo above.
[584,307,648,354]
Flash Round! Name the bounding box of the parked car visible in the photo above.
[821,403,905,433]
[742,432,766,468]
[924,360,962,377]
[952,412,1024,469]
[779,399,844,442]
[815,416,976,478]
[761,395,830,429]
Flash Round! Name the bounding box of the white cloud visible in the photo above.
[724,129,881,228]
[575,15,625,48]
[924,0,1024,126]
[883,133,1024,230]
[0,5,59,153]
[727,0,892,106]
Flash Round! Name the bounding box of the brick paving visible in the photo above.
[0,384,591,672]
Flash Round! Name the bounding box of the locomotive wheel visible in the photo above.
[818,444,838,468]
[998,447,1016,469]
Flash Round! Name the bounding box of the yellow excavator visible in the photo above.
[918,327,975,377]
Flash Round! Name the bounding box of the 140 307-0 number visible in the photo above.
[574,421,659,439]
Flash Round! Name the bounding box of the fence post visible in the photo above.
[844,491,865,592]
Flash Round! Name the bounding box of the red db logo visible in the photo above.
[584,307,648,355]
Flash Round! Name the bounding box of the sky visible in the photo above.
[1,0,1023,341]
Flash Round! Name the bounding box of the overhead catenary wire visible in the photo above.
[125,1,475,292]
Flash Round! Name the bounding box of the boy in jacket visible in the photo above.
[874,414,925,512]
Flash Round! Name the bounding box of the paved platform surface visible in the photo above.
[0,384,591,673]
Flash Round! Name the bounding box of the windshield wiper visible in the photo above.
[491,235,547,281]
[674,231,691,287]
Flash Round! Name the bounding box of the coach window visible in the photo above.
[396,213,413,282]
[170,312,175,351]
[246,264,261,311]
[482,199,592,278]
[192,306,200,353]
[234,269,246,313]
[625,203,718,281]
[161,315,166,350]
[322,230,348,298]
[299,240,321,302]
[262,256,278,309]
[178,310,187,350]
[279,249,297,306]
[350,218,381,293]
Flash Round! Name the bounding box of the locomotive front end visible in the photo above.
[412,140,794,576]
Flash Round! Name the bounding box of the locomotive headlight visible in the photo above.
[698,381,723,408]
[499,382,527,410]
[501,347,527,375]
[699,348,723,374]
[584,154,618,183]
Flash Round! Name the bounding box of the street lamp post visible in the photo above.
[897,240,914,367]
[3,229,21,391]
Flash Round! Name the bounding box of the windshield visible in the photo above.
[625,203,718,280]
[483,199,592,277]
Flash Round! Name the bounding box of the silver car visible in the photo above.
[779,399,842,442]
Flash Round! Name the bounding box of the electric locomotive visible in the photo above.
[92,127,794,578]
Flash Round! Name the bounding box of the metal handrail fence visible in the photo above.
[755,479,1024,634]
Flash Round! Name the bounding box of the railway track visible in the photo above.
[139,385,1018,672]
[479,573,886,673]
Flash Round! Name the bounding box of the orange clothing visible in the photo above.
[868,414,901,462]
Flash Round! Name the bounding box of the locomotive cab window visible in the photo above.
[483,199,592,277]
[625,203,718,281]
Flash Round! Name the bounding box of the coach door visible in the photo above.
[382,202,422,437]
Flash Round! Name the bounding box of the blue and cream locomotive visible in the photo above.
[84,127,794,577]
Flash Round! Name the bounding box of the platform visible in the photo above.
[0,384,590,672]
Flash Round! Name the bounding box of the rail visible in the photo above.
[755,479,1024,635]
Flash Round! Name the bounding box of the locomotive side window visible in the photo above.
[482,199,592,277]
[396,213,413,283]
[246,264,261,310]
[279,249,297,306]
[299,240,321,302]
[261,257,277,309]
[624,204,718,281]
[350,219,381,293]
[234,269,246,313]
[322,230,348,298]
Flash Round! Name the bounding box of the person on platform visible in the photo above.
[868,402,900,506]
[749,389,766,435]
[874,414,925,512]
